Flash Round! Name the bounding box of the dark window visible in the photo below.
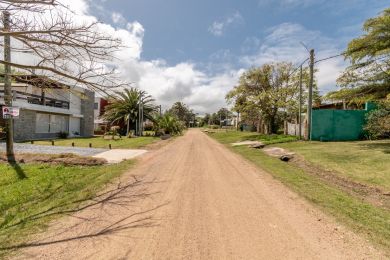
[94,102,99,110]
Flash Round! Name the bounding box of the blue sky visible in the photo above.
[82,0,388,113]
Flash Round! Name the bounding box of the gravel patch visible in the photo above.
[0,143,108,157]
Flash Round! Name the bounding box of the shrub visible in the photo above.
[364,106,390,139]
[154,114,183,136]
[144,121,154,131]
[58,131,69,139]
[104,126,122,139]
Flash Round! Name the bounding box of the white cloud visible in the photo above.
[31,0,238,113]
[208,12,244,36]
[240,23,346,92]
[8,0,349,114]
[111,12,126,25]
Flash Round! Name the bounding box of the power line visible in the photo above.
[315,52,346,64]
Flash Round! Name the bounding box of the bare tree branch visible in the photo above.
[0,0,129,92]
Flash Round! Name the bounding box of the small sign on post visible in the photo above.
[2,106,20,119]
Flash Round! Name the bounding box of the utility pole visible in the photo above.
[3,11,15,162]
[307,49,315,141]
[298,65,303,140]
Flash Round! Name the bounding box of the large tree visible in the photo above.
[227,62,317,134]
[335,8,390,103]
[168,101,195,127]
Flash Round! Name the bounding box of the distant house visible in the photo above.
[0,75,94,141]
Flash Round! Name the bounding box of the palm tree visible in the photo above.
[103,88,158,136]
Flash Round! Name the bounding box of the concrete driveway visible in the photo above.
[0,143,147,163]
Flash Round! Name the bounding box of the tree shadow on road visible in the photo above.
[0,175,169,253]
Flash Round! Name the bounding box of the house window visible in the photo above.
[35,113,69,133]
[94,102,99,110]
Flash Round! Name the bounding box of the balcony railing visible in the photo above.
[0,90,70,110]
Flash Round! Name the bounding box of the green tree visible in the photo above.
[226,62,316,133]
[168,101,195,127]
[103,88,158,136]
[202,113,211,126]
[336,8,390,102]
[217,108,233,121]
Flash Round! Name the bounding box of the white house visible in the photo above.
[0,75,94,141]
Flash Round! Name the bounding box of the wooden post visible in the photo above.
[51,140,55,146]
[89,143,92,148]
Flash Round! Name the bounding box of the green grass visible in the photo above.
[277,140,390,191]
[31,136,159,149]
[210,131,390,252]
[0,160,134,257]
[209,130,298,145]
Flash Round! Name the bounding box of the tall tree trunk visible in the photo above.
[126,115,130,137]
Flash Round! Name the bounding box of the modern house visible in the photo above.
[0,75,94,141]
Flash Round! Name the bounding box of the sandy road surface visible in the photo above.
[15,129,385,259]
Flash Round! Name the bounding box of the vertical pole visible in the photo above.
[159,105,162,116]
[237,112,240,131]
[3,11,15,162]
[137,99,141,136]
[307,49,315,141]
[298,65,303,140]
[140,102,144,136]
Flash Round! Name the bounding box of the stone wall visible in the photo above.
[13,109,36,141]
[80,90,94,137]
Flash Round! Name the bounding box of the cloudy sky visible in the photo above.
[66,0,387,113]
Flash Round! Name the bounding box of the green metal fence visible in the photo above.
[311,102,376,141]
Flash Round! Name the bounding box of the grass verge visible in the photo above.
[30,136,159,149]
[277,140,390,191]
[0,160,134,258]
[210,131,390,253]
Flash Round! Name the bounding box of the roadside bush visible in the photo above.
[58,131,69,139]
[144,121,154,131]
[104,126,122,139]
[364,106,390,139]
[154,114,183,136]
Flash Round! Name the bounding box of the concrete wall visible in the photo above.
[80,90,94,137]
[13,109,36,141]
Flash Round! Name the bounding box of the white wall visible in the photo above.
[69,92,82,115]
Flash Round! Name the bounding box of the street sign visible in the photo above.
[2,106,20,119]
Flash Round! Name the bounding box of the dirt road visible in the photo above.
[16,129,384,259]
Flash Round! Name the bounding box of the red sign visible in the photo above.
[2,106,20,118]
